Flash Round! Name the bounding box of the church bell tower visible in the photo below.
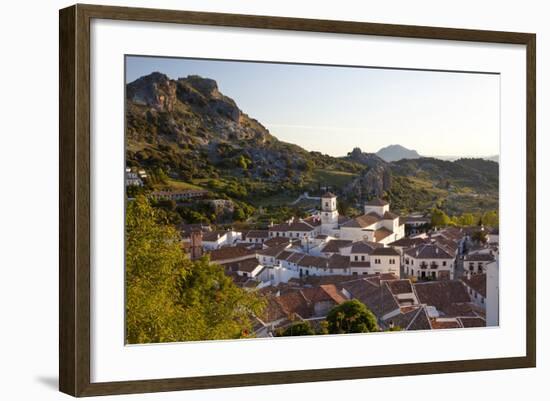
[320,192,339,233]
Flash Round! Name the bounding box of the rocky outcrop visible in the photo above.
[126,72,177,112]
[345,163,392,200]
[125,73,312,183]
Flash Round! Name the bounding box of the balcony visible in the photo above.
[420,263,428,269]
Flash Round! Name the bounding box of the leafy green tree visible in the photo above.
[277,322,314,337]
[326,300,378,334]
[459,213,476,226]
[471,230,488,244]
[177,258,265,341]
[126,195,188,344]
[126,196,265,344]
[482,210,499,227]
[431,208,451,227]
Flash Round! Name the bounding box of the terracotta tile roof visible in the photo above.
[269,220,316,232]
[263,297,289,322]
[432,227,465,242]
[244,230,269,239]
[340,214,380,228]
[458,316,487,328]
[222,257,261,273]
[407,307,432,330]
[302,284,347,305]
[276,250,294,261]
[298,255,329,269]
[388,237,429,248]
[464,253,495,262]
[275,291,313,319]
[374,228,393,242]
[432,237,459,254]
[388,306,431,331]
[365,198,389,206]
[386,279,413,295]
[431,319,461,329]
[328,254,351,269]
[444,303,486,318]
[371,246,400,256]
[263,237,300,248]
[289,275,362,287]
[414,281,473,317]
[383,211,400,220]
[350,240,382,254]
[342,279,400,318]
[287,252,306,263]
[404,243,454,259]
[208,246,256,262]
[321,239,353,253]
[462,273,487,297]
[257,245,288,257]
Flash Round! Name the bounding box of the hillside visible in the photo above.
[344,149,499,215]
[126,73,498,222]
[126,73,364,213]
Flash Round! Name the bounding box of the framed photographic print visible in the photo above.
[59,4,536,397]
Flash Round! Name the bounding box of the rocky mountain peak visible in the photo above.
[126,72,177,112]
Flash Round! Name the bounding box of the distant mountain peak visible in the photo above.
[376,144,421,162]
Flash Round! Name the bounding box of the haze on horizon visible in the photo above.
[126,56,500,158]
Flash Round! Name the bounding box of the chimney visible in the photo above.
[190,230,203,260]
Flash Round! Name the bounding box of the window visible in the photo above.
[481,298,485,304]
[355,256,358,261]
[325,202,328,207]
[361,255,365,261]
[374,258,381,264]
[442,261,447,266]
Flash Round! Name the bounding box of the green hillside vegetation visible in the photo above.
[125,73,498,226]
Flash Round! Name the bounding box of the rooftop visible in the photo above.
[462,273,487,297]
[371,246,400,256]
[208,246,255,262]
[404,243,454,259]
[365,198,389,206]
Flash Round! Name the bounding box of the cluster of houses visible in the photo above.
[125,167,147,187]
[179,192,499,336]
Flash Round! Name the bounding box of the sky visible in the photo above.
[126,56,500,158]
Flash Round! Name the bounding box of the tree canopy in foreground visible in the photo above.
[125,195,264,344]
[326,300,379,334]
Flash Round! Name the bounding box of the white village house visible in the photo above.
[404,243,455,280]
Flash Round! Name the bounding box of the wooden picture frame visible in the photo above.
[59,3,536,397]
